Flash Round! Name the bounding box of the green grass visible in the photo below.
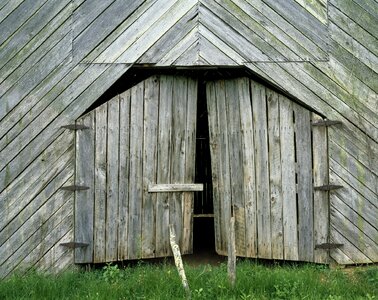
[0,261,377,299]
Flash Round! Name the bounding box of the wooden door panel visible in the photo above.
[207,77,328,262]
[75,75,198,263]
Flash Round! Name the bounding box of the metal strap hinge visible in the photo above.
[315,243,343,250]
[61,124,90,130]
[312,120,342,127]
[314,185,343,191]
[60,242,89,248]
[60,185,89,191]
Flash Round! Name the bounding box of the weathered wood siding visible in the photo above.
[0,0,376,277]
[207,78,328,263]
[75,75,197,263]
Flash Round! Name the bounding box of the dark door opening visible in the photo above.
[193,80,215,253]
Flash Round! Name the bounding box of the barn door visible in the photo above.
[74,75,198,263]
[206,78,329,263]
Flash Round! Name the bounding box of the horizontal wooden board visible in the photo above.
[148,184,204,192]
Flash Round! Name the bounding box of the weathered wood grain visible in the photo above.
[93,104,107,263]
[148,184,203,193]
[128,82,144,259]
[105,96,120,262]
[251,80,271,259]
[238,78,257,257]
[142,77,159,258]
[279,96,298,261]
[118,89,131,260]
[155,76,172,257]
[75,113,94,263]
[169,77,187,248]
[225,79,246,256]
[0,183,73,278]
[206,81,223,254]
[182,78,197,254]
[0,158,73,248]
[294,103,314,262]
[216,80,232,255]
[331,195,377,261]
[267,89,284,260]
[312,114,330,264]
[0,132,73,230]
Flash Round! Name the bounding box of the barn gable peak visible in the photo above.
[75,0,329,65]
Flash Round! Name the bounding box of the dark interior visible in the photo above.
[193,79,215,253]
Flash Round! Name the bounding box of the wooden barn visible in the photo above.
[0,0,377,277]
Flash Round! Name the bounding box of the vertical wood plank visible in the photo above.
[156,75,173,257]
[206,81,222,254]
[118,90,131,260]
[215,80,232,255]
[279,95,298,261]
[267,89,284,260]
[170,77,188,249]
[128,82,144,259]
[225,79,246,256]
[93,104,107,262]
[312,113,329,263]
[238,77,257,257]
[251,80,271,259]
[142,76,159,258]
[294,103,314,262]
[105,96,120,262]
[182,78,197,254]
[75,112,94,263]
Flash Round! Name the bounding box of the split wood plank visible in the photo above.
[216,80,232,255]
[279,95,298,261]
[118,89,131,260]
[155,76,174,257]
[251,80,271,259]
[148,184,203,193]
[206,81,223,254]
[267,89,284,260]
[228,217,236,287]
[225,79,246,256]
[312,113,330,264]
[238,77,257,257]
[105,96,120,262]
[75,113,94,263]
[142,76,159,258]
[182,78,197,254]
[170,77,188,249]
[128,82,144,259]
[93,104,107,263]
[294,103,314,262]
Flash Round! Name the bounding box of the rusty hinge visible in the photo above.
[312,120,342,127]
[60,242,89,248]
[315,243,343,250]
[314,185,343,191]
[60,185,89,191]
[61,124,90,130]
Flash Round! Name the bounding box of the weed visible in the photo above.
[102,263,123,283]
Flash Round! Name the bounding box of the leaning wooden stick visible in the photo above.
[169,224,191,298]
[228,216,236,287]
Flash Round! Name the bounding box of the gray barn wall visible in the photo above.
[0,0,376,277]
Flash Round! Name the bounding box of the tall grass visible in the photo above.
[0,260,376,299]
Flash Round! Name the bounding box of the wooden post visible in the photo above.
[228,217,236,287]
[169,224,191,298]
